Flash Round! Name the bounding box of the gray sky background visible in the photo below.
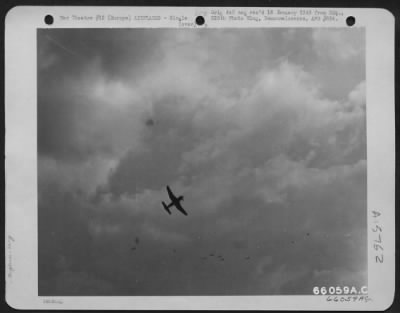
[38,28,366,295]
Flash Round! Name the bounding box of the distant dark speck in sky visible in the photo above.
[145,118,155,126]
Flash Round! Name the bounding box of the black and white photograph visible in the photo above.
[37,27,367,296]
[5,6,395,310]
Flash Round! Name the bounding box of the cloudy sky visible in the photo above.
[38,28,366,295]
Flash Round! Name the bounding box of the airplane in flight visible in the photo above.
[162,186,188,216]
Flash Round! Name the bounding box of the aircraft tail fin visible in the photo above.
[162,202,171,215]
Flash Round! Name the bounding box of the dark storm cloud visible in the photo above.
[104,94,207,196]
[37,28,364,163]
[38,28,367,295]
[293,28,365,100]
[38,183,99,294]
[38,29,165,78]
[38,29,165,161]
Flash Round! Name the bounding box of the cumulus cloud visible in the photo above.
[38,28,366,295]
[312,28,365,61]
[348,81,366,108]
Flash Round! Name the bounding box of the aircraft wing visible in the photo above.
[174,202,188,216]
[166,185,176,201]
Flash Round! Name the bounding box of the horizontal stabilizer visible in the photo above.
[162,201,171,215]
